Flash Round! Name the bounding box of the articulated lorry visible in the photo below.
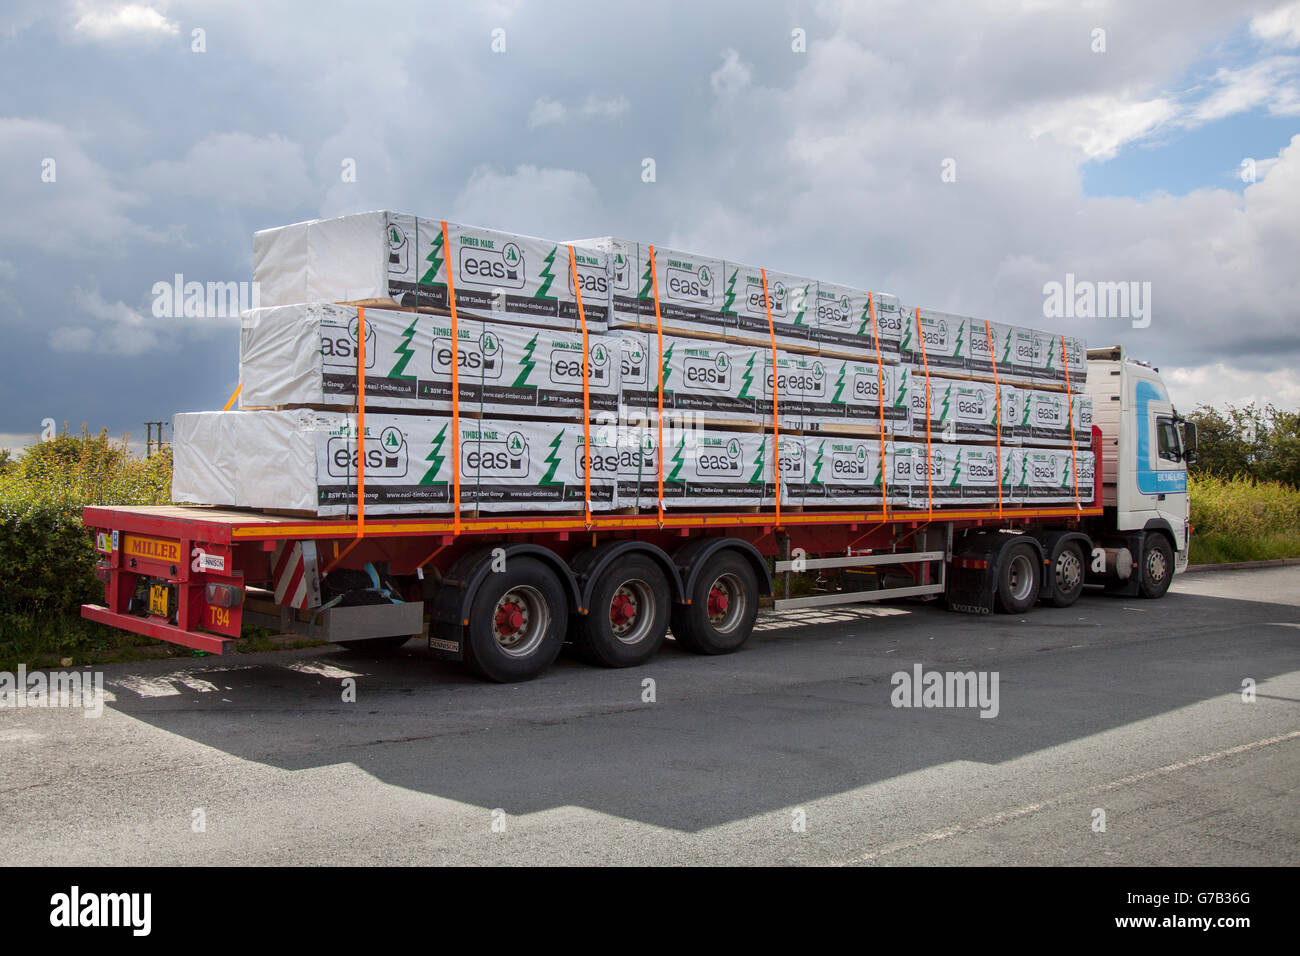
[81,343,1196,683]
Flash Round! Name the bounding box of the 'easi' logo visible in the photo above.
[966,454,997,481]
[921,315,950,350]
[326,427,409,478]
[683,352,731,391]
[768,360,825,398]
[387,222,410,275]
[833,446,871,478]
[746,277,788,317]
[619,342,647,384]
[549,341,610,386]
[459,240,525,289]
[954,388,986,422]
[695,437,743,477]
[432,333,503,380]
[666,262,715,304]
[567,258,609,296]
[1034,397,1066,427]
[817,292,854,328]
[464,431,529,477]
[575,443,619,477]
[320,316,377,369]
[852,372,883,402]
[779,441,805,479]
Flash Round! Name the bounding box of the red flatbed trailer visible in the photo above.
[81,428,1118,682]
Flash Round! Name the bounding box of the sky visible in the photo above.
[2,0,1299,451]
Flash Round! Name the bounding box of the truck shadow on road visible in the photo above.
[98,588,1300,832]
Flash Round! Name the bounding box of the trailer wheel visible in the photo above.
[995,542,1040,614]
[670,551,758,655]
[1138,534,1174,599]
[575,556,670,667]
[1048,543,1085,608]
[463,557,567,682]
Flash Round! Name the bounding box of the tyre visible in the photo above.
[334,634,411,655]
[670,550,759,655]
[1048,542,1085,608]
[575,556,670,667]
[995,541,1040,614]
[1138,534,1174,599]
[462,557,567,682]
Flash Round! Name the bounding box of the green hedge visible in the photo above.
[0,430,172,667]
[1188,473,1300,564]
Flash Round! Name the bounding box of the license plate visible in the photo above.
[149,585,170,618]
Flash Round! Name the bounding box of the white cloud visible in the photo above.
[452,164,601,237]
[0,117,145,251]
[1191,56,1300,122]
[581,94,629,119]
[1165,361,1300,411]
[140,132,313,208]
[1030,94,1179,160]
[72,2,178,41]
[1252,1,1300,46]
[528,97,567,128]
[49,289,173,357]
[710,48,752,97]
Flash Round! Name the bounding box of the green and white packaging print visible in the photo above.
[724,264,817,348]
[1071,393,1093,447]
[908,375,1019,443]
[829,359,911,434]
[1020,389,1072,445]
[615,333,762,423]
[908,444,1017,505]
[1013,449,1095,502]
[252,211,609,333]
[172,410,616,516]
[780,436,886,506]
[899,307,969,373]
[239,303,619,419]
[616,426,773,509]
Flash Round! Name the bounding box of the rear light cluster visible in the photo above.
[205,583,243,608]
[953,557,989,570]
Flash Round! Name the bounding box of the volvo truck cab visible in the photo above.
[1085,345,1197,595]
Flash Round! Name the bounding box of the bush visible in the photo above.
[0,429,173,667]
[1188,473,1300,564]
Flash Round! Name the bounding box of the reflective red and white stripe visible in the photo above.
[272,541,321,609]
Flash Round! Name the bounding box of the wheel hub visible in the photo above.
[495,600,525,637]
[610,592,638,626]
[708,586,729,618]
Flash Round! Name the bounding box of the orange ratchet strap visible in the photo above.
[985,319,1004,518]
[915,307,934,512]
[222,383,241,411]
[648,244,666,526]
[1061,334,1081,511]
[441,221,462,535]
[761,268,781,527]
[568,245,593,528]
[868,293,889,521]
[356,305,367,539]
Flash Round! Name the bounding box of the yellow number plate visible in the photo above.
[149,585,170,618]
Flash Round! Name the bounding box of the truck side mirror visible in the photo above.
[1179,420,1198,465]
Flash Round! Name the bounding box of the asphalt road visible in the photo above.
[2,567,1298,866]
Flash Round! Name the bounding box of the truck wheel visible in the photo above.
[995,542,1039,614]
[670,551,758,655]
[576,556,670,667]
[1138,534,1174,599]
[335,634,411,655]
[463,558,567,682]
[1049,543,1085,608]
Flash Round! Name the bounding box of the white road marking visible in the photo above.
[1269,622,1300,629]
[111,675,181,698]
[843,729,1300,865]
[284,661,363,679]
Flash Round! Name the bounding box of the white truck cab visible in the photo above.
[1085,345,1197,591]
